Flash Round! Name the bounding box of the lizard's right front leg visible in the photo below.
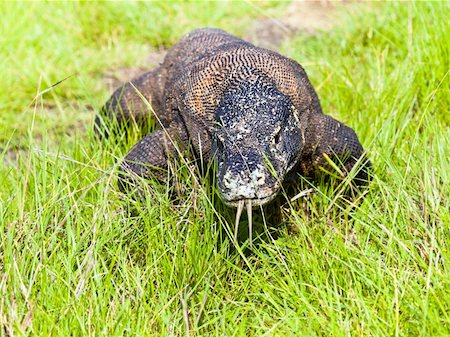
[118,123,188,194]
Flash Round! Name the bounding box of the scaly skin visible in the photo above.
[95,28,370,209]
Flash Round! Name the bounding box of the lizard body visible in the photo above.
[96,28,370,209]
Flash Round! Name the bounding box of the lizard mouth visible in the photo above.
[219,179,281,209]
[221,193,277,208]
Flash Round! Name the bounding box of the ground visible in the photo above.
[0,2,449,336]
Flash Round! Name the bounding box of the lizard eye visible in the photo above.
[273,127,282,145]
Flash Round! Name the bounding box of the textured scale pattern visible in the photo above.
[96,28,370,207]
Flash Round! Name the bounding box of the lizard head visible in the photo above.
[212,80,303,208]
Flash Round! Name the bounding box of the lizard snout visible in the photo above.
[217,152,281,207]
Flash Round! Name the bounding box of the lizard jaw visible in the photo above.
[221,192,278,208]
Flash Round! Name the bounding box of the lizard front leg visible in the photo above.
[298,114,371,187]
[118,122,189,194]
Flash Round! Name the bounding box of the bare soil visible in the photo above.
[244,0,347,49]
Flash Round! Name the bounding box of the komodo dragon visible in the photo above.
[95,28,370,241]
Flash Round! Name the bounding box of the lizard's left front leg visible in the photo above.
[298,114,371,187]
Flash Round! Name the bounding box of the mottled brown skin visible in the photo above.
[95,28,370,207]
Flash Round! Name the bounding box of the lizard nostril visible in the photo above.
[223,175,232,188]
[252,171,265,186]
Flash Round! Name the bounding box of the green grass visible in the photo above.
[1,1,449,336]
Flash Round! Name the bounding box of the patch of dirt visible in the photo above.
[2,146,27,167]
[102,48,166,91]
[103,67,148,92]
[245,0,352,49]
